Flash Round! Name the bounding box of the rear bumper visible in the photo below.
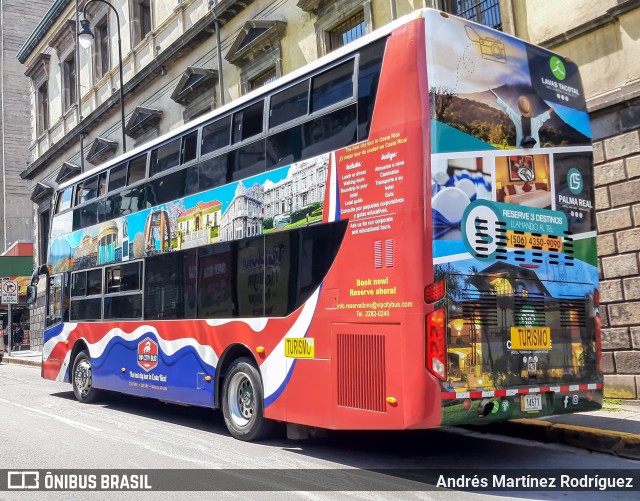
[441,382,603,426]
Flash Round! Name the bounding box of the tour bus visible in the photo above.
[30,9,602,441]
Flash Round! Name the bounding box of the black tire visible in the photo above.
[221,357,275,441]
[0,355,3,364]
[72,351,100,403]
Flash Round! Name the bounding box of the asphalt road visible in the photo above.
[0,362,638,501]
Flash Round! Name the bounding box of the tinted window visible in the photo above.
[301,104,357,159]
[231,140,265,180]
[87,268,103,295]
[105,185,147,219]
[357,38,386,141]
[183,249,198,319]
[144,253,185,320]
[266,124,303,170]
[72,201,102,231]
[202,116,231,155]
[236,237,264,317]
[106,262,141,294]
[198,243,236,318]
[104,294,142,319]
[269,81,308,128]
[150,139,180,176]
[233,101,263,143]
[108,163,128,192]
[70,298,101,320]
[98,172,108,197]
[71,272,86,297]
[311,61,354,112]
[146,166,198,207]
[198,155,227,191]
[128,155,147,185]
[82,175,100,203]
[182,131,198,164]
[57,187,73,213]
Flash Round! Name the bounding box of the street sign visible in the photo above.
[1,279,19,304]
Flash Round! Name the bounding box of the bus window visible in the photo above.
[198,156,227,191]
[233,101,264,144]
[302,104,357,159]
[198,243,236,319]
[98,172,108,197]
[70,298,101,321]
[266,124,303,170]
[144,253,185,320]
[150,139,180,176]
[74,182,84,206]
[47,275,63,327]
[231,140,265,181]
[311,60,354,112]
[87,268,103,295]
[202,115,231,156]
[269,80,309,129]
[71,271,87,297]
[104,294,142,320]
[128,154,147,185]
[56,187,73,214]
[108,163,128,192]
[106,262,141,294]
[72,201,101,231]
[182,131,198,164]
[82,175,100,202]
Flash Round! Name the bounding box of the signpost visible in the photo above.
[1,279,18,356]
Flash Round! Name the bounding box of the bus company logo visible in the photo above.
[137,338,159,371]
[567,167,583,195]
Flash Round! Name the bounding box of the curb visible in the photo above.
[3,356,42,368]
[466,419,640,460]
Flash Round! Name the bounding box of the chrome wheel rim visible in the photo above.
[74,359,92,397]
[228,372,255,428]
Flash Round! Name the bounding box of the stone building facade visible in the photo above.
[0,0,50,252]
[512,0,640,398]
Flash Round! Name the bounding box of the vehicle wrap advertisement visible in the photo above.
[425,10,600,422]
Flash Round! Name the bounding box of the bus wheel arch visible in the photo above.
[69,339,89,377]
[214,344,256,409]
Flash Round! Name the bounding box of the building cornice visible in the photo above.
[17,0,72,64]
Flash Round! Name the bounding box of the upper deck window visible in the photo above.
[269,81,309,128]
[311,60,353,112]
[56,187,73,213]
[233,101,264,143]
[202,116,231,156]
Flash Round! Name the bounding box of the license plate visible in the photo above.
[521,394,542,412]
[510,327,551,350]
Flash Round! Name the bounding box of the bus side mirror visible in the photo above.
[26,285,37,304]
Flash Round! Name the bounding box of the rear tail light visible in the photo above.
[424,280,446,303]
[426,308,447,380]
[594,289,600,307]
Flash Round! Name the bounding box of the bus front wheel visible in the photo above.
[72,351,100,403]
[222,357,274,441]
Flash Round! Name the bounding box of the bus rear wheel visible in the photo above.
[222,357,274,441]
[72,351,100,403]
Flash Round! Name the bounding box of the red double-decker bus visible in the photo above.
[31,9,601,441]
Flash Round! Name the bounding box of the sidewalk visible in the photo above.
[3,352,639,459]
[466,399,640,460]
[2,350,42,367]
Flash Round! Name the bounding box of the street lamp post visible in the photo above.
[78,0,127,153]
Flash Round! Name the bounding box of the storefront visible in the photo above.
[0,254,33,351]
